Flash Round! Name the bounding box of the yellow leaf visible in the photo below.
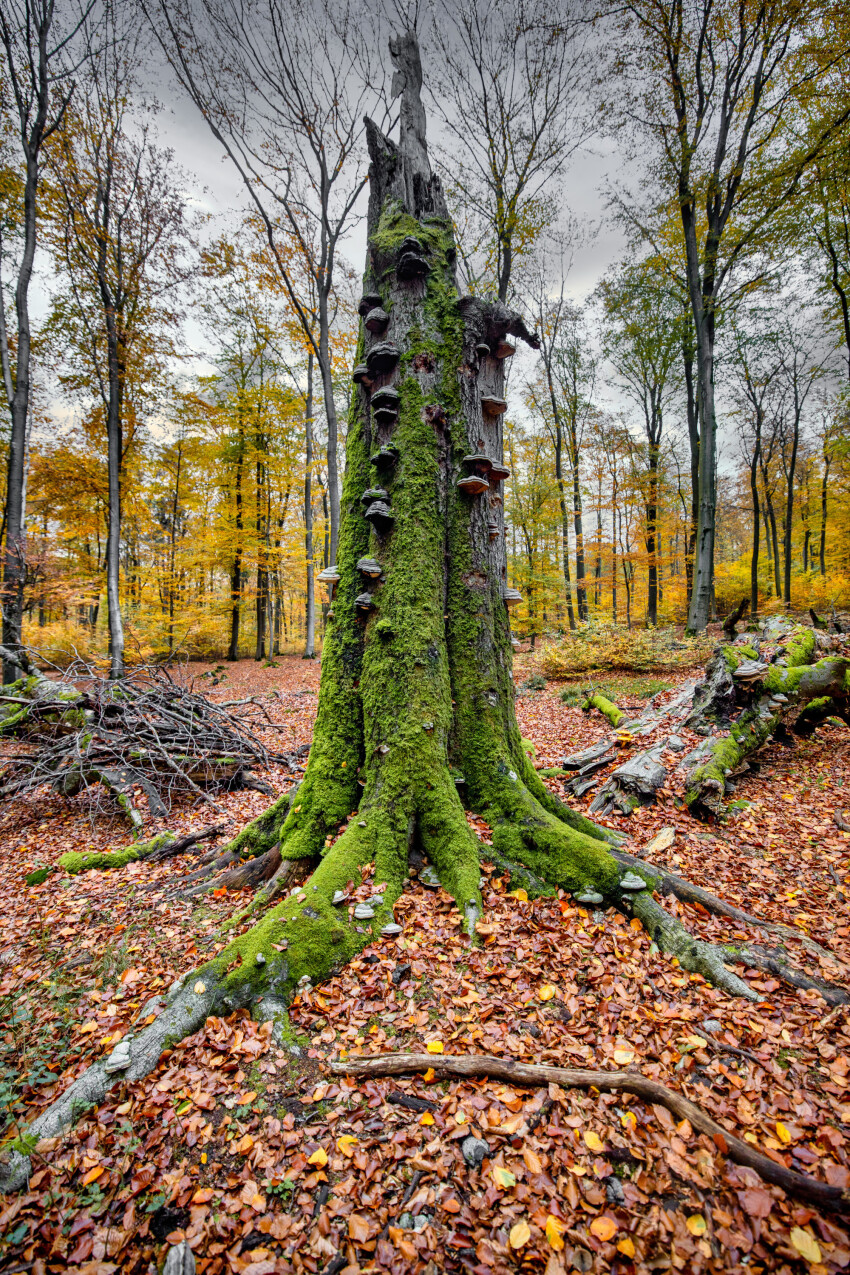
[591,1216,618,1241]
[508,888,528,901]
[620,1111,637,1131]
[426,1040,444,1054]
[617,1237,636,1258]
[790,1227,822,1264]
[545,1214,566,1250]
[613,1049,634,1065]
[509,1220,531,1249]
[686,1035,707,1049]
[194,981,206,995]
[115,1101,131,1115]
[79,1021,98,1034]
[775,1120,792,1145]
[583,1130,604,1152]
[235,1134,254,1154]
[419,1112,434,1125]
[81,1166,104,1185]
[493,1166,517,1189]
[336,1135,358,1157]
[686,1215,707,1237]
[455,1111,468,1124]
[307,1147,328,1167]
[538,984,557,1001]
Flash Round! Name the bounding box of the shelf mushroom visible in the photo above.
[397,236,430,280]
[488,462,511,483]
[494,339,516,359]
[503,586,523,608]
[457,474,490,496]
[481,394,508,416]
[358,292,383,317]
[317,565,340,602]
[355,592,376,614]
[371,386,400,427]
[364,307,390,334]
[356,557,383,579]
[361,487,389,507]
[370,445,399,471]
[364,500,394,533]
[367,342,400,377]
[352,363,372,387]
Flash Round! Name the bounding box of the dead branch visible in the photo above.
[330,1052,850,1215]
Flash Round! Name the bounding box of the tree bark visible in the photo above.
[303,351,316,659]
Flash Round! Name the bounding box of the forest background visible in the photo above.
[2,0,850,676]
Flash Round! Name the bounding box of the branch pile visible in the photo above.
[0,646,293,828]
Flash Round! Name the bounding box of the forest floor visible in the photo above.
[2,650,850,1274]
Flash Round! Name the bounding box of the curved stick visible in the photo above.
[331,1052,850,1216]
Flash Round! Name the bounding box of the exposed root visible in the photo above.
[835,809,850,835]
[613,846,847,969]
[724,942,849,1006]
[330,1052,850,1216]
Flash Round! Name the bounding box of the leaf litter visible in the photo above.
[0,653,849,1272]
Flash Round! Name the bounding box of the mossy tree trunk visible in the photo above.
[4,33,845,1192]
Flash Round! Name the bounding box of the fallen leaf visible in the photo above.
[509,1220,531,1249]
[336,1135,358,1156]
[545,1215,566,1250]
[590,1216,617,1241]
[419,1112,434,1125]
[192,1187,214,1204]
[235,1134,254,1154]
[686,1215,707,1237]
[538,984,557,1001]
[523,1148,544,1174]
[613,1049,634,1065]
[81,1166,104,1185]
[617,1237,636,1258]
[775,1120,792,1144]
[193,981,206,995]
[790,1227,821,1263]
[583,1130,604,1152]
[508,889,528,901]
[307,1147,328,1167]
[493,1166,517,1189]
[348,1214,371,1242]
[425,1040,444,1054]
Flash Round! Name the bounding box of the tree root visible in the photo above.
[330,1052,850,1216]
[834,810,850,834]
[612,846,847,970]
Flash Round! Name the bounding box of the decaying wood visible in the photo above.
[331,1052,850,1215]
[0,648,294,826]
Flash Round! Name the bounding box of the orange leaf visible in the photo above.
[192,1187,214,1204]
[348,1214,371,1242]
[545,1214,566,1250]
[419,1112,434,1125]
[583,1130,604,1152]
[81,1166,104,1186]
[617,1237,636,1258]
[590,1216,618,1242]
[523,1148,544,1174]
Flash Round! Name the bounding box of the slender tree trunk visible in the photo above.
[317,294,340,568]
[104,327,126,680]
[227,421,245,662]
[783,413,800,609]
[552,421,576,629]
[750,422,761,618]
[166,441,182,657]
[569,436,587,621]
[682,326,699,603]
[819,448,830,576]
[303,351,316,659]
[645,429,659,627]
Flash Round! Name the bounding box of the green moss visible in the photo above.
[58,831,175,875]
[583,692,623,728]
[520,737,536,759]
[25,867,52,886]
[722,645,757,672]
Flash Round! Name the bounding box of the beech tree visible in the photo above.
[609,0,850,632]
[7,33,849,1191]
[46,22,191,678]
[0,0,96,680]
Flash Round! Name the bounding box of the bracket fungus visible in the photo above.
[396,235,430,280]
[503,586,523,608]
[317,565,340,601]
[370,445,400,470]
[352,363,372,387]
[355,592,376,614]
[481,394,508,416]
[361,488,389,507]
[367,342,401,377]
[494,338,516,358]
[364,500,394,532]
[356,557,383,579]
[358,292,383,316]
[457,474,490,496]
[488,462,511,482]
[364,307,390,334]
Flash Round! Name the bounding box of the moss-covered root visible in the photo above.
[0,815,407,1195]
[583,691,624,729]
[626,889,758,1000]
[58,832,176,875]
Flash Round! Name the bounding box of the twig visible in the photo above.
[331,1052,850,1216]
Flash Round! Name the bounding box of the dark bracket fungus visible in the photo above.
[356,557,383,578]
[370,445,400,470]
[358,292,383,316]
[481,394,508,415]
[457,474,490,496]
[364,306,390,333]
[366,342,400,376]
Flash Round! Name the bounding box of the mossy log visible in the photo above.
[582,691,623,728]
[5,33,848,1194]
[685,627,850,817]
